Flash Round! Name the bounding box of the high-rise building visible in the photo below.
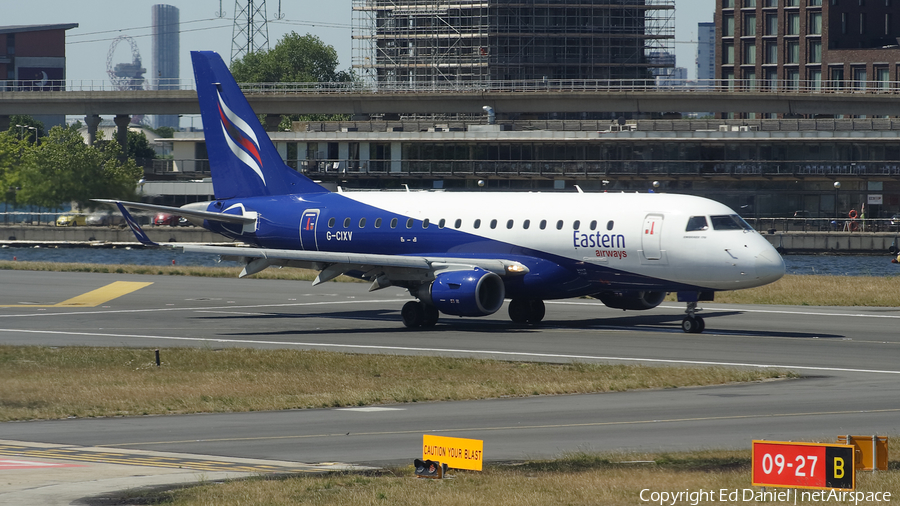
[152,4,179,129]
[697,21,716,83]
[716,0,900,117]
[352,0,675,87]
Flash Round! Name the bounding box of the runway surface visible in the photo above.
[1,269,899,471]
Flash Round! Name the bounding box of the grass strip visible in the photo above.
[2,260,899,306]
[133,450,900,506]
[0,346,793,421]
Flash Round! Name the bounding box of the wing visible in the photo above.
[181,244,529,290]
[108,201,529,290]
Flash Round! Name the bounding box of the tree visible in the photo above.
[230,32,351,83]
[7,115,44,144]
[12,126,143,209]
[230,32,353,129]
[153,126,176,138]
[126,130,157,161]
[0,130,25,206]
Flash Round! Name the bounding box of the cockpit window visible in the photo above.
[710,214,753,231]
[685,216,709,232]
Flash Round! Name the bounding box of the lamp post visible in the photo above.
[834,181,841,230]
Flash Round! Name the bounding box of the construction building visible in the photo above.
[351,0,675,87]
[716,0,900,118]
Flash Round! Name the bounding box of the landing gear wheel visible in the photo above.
[681,316,705,333]
[509,299,546,324]
[526,299,546,324]
[401,301,425,328]
[422,304,439,327]
[508,299,529,323]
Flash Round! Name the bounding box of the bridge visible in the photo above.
[2,79,900,118]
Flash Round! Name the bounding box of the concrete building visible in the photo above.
[351,0,676,87]
[153,117,900,221]
[716,0,900,119]
[152,4,180,130]
[0,23,78,129]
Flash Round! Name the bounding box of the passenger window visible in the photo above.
[490,219,497,229]
[374,218,382,228]
[686,216,709,232]
[406,218,414,229]
[343,217,351,228]
[556,220,564,230]
[539,219,547,230]
[573,220,581,230]
[359,218,366,228]
[590,220,597,230]
[438,219,445,229]
[328,217,336,228]
[390,218,398,229]
[474,219,481,229]
[422,219,430,229]
[523,219,530,229]
[607,220,614,230]
[506,219,514,229]
[454,219,462,229]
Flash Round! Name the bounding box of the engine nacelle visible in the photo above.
[426,268,505,317]
[595,290,666,311]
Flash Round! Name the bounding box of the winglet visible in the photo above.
[116,202,159,247]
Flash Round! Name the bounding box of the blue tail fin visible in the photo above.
[191,51,328,199]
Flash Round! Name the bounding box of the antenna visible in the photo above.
[272,0,284,20]
[231,0,270,62]
[215,0,227,18]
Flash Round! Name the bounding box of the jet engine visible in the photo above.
[423,268,505,317]
[594,290,666,311]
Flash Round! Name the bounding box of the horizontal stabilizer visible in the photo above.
[94,199,256,225]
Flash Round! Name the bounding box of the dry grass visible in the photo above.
[3,261,898,306]
[140,449,900,506]
[673,274,900,307]
[0,346,793,421]
[0,260,360,282]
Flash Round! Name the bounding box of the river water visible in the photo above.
[1,245,897,277]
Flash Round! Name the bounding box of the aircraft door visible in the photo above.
[641,214,663,260]
[299,209,320,251]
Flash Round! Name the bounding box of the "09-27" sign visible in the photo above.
[752,441,855,491]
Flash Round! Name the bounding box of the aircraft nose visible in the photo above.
[755,248,785,284]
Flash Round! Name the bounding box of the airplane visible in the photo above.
[97,50,785,333]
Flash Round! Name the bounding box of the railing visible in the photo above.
[289,158,900,178]
[2,212,896,235]
[2,78,900,96]
[750,217,900,234]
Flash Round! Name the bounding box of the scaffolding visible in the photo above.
[352,0,675,89]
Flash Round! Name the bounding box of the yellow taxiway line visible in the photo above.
[0,281,153,308]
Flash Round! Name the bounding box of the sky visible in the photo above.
[6,0,715,126]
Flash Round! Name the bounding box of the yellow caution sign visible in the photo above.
[422,435,483,471]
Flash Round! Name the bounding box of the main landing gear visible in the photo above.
[681,301,705,333]
[508,298,545,324]
[401,300,439,328]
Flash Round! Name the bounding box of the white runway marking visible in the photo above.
[1,327,899,376]
[336,407,405,412]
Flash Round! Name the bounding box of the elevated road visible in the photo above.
[3,88,900,117]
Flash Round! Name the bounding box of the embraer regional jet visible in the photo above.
[99,51,785,333]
